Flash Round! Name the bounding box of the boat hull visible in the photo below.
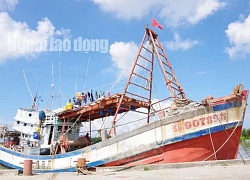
[0,91,248,173]
[106,125,242,166]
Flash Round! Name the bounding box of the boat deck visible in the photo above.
[56,93,149,122]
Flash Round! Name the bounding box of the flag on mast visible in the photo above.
[152,18,163,30]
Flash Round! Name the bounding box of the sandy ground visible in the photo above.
[1,163,250,180]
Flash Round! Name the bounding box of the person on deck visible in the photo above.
[87,91,91,102]
[90,89,94,102]
[82,93,86,104]
[84,93,87,104]
[95,91,98,100]
[85,133,91,144]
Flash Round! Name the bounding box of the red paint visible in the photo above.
[207,116,213,124]
[199,117,206,126]
[173,112,227,133]
[104,126,242,166]
[241,90,249,99]
[126,154,163,166]
[23,160,33,176]
[193,120,199,127]
[173,122,183,133]
[184,122,192,129]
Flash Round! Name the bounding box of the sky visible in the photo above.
[0,0,250,132]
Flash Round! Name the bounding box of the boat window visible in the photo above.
[24,123,27,126]
[29,113,32,117]
[17,121,20,124]
[48,126,54,145]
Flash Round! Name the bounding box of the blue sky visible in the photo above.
[0,0,250,129]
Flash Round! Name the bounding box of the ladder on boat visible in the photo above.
[109,27,186,136]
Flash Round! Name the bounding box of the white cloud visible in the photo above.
[91,0,157,20]
[0,0,18,11]
[225,14,250,59]
[159,0,225,27]
[0,12,56,64]
[91,0,226,27]
[55,28,72,40]
[165,33,198,50]
[109,41,139,78]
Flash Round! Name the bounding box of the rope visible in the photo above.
[203,106,217,160]
[152,79,164,145]
[115,111,128,124]
[203,120,240,161]
[80,116,148,134]
[65,107,85,135]
[59,89,68,102]
[106,73,127,95]
[99,117,107,132]
[239,141,250,158]
[215,110,246,162]
[208,127,217,160]
[91,78,126,92]
[116,116,147,127]
[202,103,247,162]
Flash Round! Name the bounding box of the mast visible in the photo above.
[83,56,90,91]
[75,67,78,93]
[52,61,55,110]
[108,27,186,137]
[58,51,61,107]
[23,70,36,109]
[32,85,39,110]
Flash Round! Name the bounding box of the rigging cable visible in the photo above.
[208,127,217,160]
[83,56,90,91]
[23,70,35,107]
[203,120,241,161]
[217,111,248,162]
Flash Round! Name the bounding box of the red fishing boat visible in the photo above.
[0,27,248,172]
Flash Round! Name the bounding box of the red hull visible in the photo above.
[105,126,242,166]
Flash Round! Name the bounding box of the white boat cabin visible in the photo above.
[12,108,82,155]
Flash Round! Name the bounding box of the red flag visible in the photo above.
[152,18,163,30]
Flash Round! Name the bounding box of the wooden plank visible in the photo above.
[57,93,149,122]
